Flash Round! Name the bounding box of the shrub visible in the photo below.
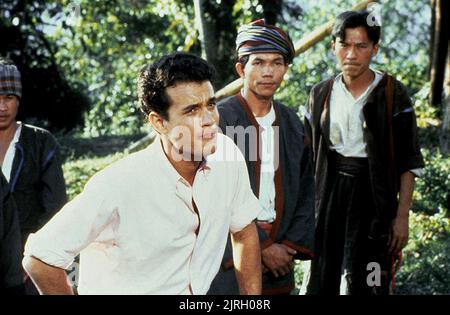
[413,148,450,217]
[63,153,125,200]
[395,210,450,295]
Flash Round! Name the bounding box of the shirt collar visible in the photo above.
[335,69,383,102]
[147,136,211,186]
[12,122,22,145]
[255,102,276,127]
[198,159,211,173]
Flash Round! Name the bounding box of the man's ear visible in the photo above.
[331,40,336,55]
[148,111,168,135]
[235,62,245,78]
[372,43,380,57]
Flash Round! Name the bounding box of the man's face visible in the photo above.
[0,94,19,130]
[237,53,288,100]
[332,26,379,80]
[160,80,219,161]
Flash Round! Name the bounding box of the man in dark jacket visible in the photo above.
[0,172,24,294]
[208,19,315,295]
[0,57,67,293]
[303,10,424,295]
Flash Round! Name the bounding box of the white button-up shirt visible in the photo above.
[328,70,423,176]
[329,70,383,158]
[24,133,260,295]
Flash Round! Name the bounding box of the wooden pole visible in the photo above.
[214,0,375,100]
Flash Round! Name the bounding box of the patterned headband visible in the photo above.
[236,19,295,63]
[0,64,22,99]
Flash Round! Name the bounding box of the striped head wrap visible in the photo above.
[0,64,22,99]
[236,19,295,64]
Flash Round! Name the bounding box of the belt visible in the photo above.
[331,151,369,177]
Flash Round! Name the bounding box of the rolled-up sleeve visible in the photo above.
[24,173,116,270]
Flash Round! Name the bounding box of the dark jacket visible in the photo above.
[304,73,424,238]
[215,93,315,294]
[9,124,67,245]
[0,173,24,294]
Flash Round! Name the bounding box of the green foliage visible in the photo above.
[395,210,450,295]
[63,153,124,200]
[396,146,450,295]
[413,149,450,217]
[413,83,442,148]
[58,132,145,199]
[0,0,90,131]
[51,0,196,136]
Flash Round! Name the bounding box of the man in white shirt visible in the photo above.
[303,10,424,295]
[22,52,262,295]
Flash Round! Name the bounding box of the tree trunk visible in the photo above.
[260,0,283,25]
[440,42,450,155]
[428,0,436,79]
[429,0,450,154]
[193,0,215,62]
[429,0,449,107]
[193,0,238,89]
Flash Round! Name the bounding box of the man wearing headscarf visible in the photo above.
[0,57,67,294]
[208,19,315,295]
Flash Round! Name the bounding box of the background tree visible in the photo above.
[428,0,449,154]
[0,0,89,131]
[194,0,238,89]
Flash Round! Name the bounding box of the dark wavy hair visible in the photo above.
[332,10,381,45]
[137,52,215,120]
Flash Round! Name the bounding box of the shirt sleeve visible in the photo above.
[24,172,117,270]
[393,82,425,174]
[410,168,423,177]
[38,134,68,228]
[227,139,261,234]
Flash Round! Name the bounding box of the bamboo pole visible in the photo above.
[214,0,375,100]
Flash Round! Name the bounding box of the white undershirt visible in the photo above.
[255,104,276,223]
[2,122,22,182]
